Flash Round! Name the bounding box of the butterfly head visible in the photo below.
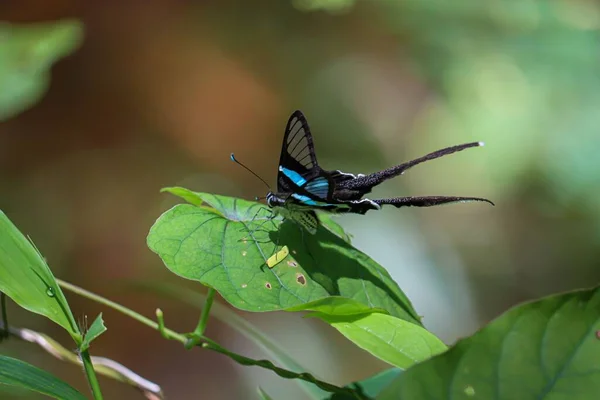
[266,191,285,208]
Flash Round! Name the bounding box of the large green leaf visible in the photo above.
[289,297,445,369]
[0,20,84,121]
[0,355,86,400]
[285,296,388,316]
[0,211,79,338]
[379,287,600,399]
[147,188,420,323]
[315,312,446,369]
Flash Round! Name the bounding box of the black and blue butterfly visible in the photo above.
[233,110,493,234]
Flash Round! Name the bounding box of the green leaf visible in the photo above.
[380,287,600,400]
[0,211,80,338]
[80,313,106,352]
[161,187,351,242]
[325,368,403,399]
[0,20,84,121]
[0,355,86,400]
[286,296,387,316]
[317,213,352,243]
[147,189,420,323]
[315,312,446,369]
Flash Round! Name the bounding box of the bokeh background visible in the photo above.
[1,0,600,399]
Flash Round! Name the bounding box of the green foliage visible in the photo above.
[316,312,446,370]
[379,286,600,400]
[286,296,388,316]
[80,313,107,352]
[0,211,80,339]
[289,297,446,369]
[0,355,86,400]
[147,188,420,323]
[0,20,84,121]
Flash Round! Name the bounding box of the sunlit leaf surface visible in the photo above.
[147,188,420,323]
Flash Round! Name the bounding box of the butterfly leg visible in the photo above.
[240,207,276,238]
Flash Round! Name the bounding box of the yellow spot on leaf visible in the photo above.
[267,246,289,269]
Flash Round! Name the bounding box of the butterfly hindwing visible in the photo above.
[274,206,318,234]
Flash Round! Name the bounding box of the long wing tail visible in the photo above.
[373,195,494,208]
[339,142,483,193]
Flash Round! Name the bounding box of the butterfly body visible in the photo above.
[264,110,493,233]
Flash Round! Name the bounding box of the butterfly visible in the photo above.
[262,110,493,234]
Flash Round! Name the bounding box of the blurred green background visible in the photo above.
[1,0,599,399]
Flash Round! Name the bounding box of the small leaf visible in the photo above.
[381,287,600,399]
[0,20,84,121]
[325,368,403,399]
[80,313,106,352]
[286,296,387,316]
[316,313,446,369]
[148,189,420,323]
[0,211,79,338]
[0,355,86,400]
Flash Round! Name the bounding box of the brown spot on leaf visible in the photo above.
[296,273,306,285]
[287,260,298,267]
[265,282,272,290]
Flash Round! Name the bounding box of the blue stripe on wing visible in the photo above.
[291,193,318,205]
[279,166,307,186]
[304,177,329,198]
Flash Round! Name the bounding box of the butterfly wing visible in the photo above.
[276,111,364,211]
[277,110,321,194]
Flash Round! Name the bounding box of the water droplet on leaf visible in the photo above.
[46,287,55,297]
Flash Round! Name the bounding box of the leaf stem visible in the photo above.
[186,287,215,348]
[57,279,363,399]
[57,279,184,342]
[80,348,104,400]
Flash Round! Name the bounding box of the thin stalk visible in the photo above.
[186,288,216,348]
[80,349,104,400]
[57,279,362,399]
[57,279,184,342]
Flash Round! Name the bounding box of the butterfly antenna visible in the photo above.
[230,153,271,190]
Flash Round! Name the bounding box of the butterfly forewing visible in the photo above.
[277,111,321,193]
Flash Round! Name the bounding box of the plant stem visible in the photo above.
[57,279,363,399]
[80,348,104,400]
[186,287,215,348]
[57,279,185,342]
